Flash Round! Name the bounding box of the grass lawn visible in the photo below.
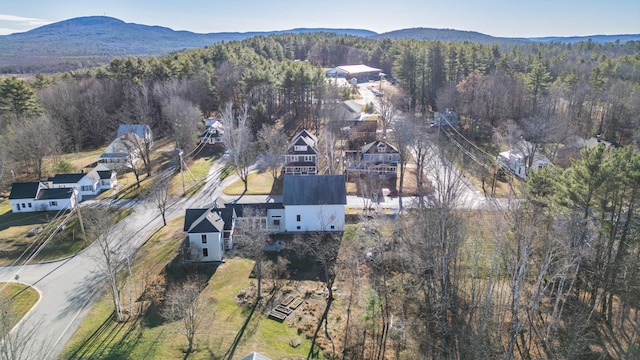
[222,171,278,196]
[169,157,215,196]
[0,201,131,266]
[63,218,311,359]
[0,282,40,329]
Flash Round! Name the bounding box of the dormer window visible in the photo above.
[377,144,387,152]
[294,145,307,151]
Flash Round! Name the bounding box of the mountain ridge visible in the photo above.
[1,16,638,73]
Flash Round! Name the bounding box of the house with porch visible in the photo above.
[44,165,117,202]
[182,175,346,262]
[345,140,399,178]
[284,129,318,176]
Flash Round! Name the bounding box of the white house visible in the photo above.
[183,208,229,262]
[49,172,100,202]
[94,164,118,190]
[282,175,346,232]
[497,140,552,179]
[9,182,77,213]
[284,129,318,176]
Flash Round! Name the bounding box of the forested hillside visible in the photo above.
[1,32,640,358]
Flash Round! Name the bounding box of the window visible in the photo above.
[273,219,280,226]
[296,226,301,230]
[294,145,307,151]
[304,155,314,162]
[28,203,32,208]
[201,234,207,244]
[81,185,93,191]
[296,215,301,222]
[202,248,208,257]
[50,201,58,206]
[22,203,26,208]
[330,225,335,230]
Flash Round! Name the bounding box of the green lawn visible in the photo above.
[63,218,311,359]
[0,201,132,266]
[222,171,279,195]
[0,282,40,330]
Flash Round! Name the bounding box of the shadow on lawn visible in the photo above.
[66,252,221,359]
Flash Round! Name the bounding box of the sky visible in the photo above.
[1,0,639,37]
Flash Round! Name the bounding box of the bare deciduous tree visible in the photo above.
[8,115,60,179]
[221,102,254,193]
[161,95,201,152]
[161,275,208,354]
[256,123,287,180]
[0,297,46,360]
[84,208,125,322]
[151,174,171,226]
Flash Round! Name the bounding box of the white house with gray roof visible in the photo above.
[183,208,234,262]
[9,182,77,213]
[282,175,347,232]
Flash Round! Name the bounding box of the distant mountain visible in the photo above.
[0,16,636,74]
[0,16,376,73]
[376,27,528,45]
[526,34,640,44]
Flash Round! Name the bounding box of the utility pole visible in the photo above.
[177,149,185,195]
[74,190,85,236]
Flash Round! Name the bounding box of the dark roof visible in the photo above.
[52,173,86,184]
[37,188,74,200]
[9,182,41,199]
[184,208,224,234]
[283,175,347,205]
[184,208,209,231]
[212,207,235,231]
[97,170,113,180]
[224,202,284,217]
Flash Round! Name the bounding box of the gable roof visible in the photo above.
[37,188,75,200]
[341,100,362,115]
[283,175,347,206]
[52,173,86,184]
[97,170,114,180]
[117,124,152,139]
[9,182,41,199]
[240,352,271,360]
[361,140,399,154]
[184,208,224,234]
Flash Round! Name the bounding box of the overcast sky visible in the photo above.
[1,0,639,37]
